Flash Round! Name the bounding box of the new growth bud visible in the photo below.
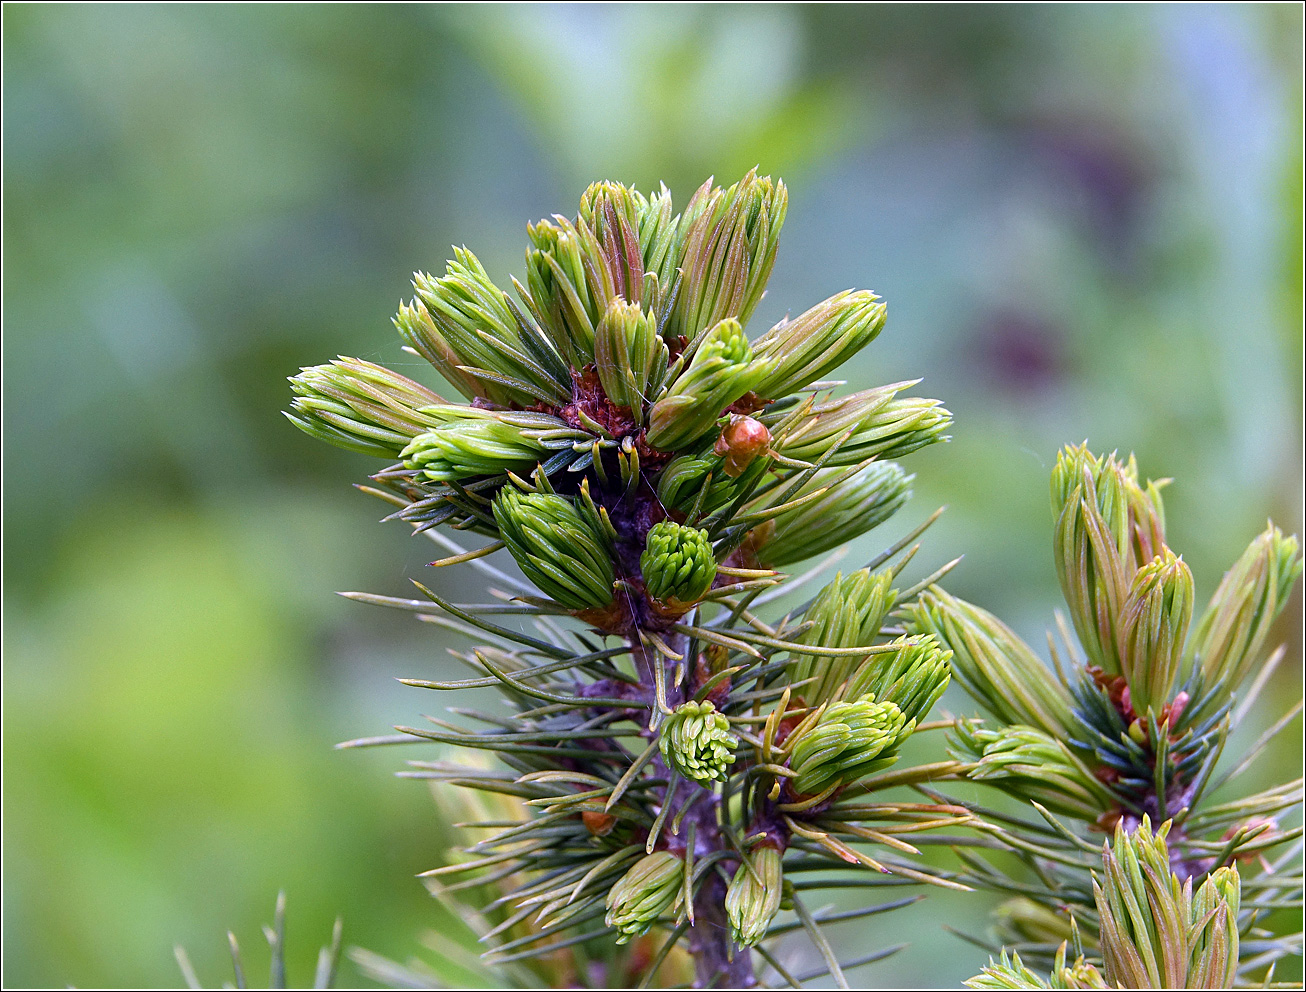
[1188,523,1303,701]
[593,297,668,425]
[660,700,737,784]
[492,487,615,611]
[909,586,1076,739]
[789,569,897,706]
[605,851,685,942]
[1095,816,1242,990]
[787,697,909,796]
[725,845,783,947]
[646,318,762,450]
[748,462,913,568]
[751,290,886,398]
[641,522,718,607]
[1117,548,1194,717]
[1050,445,1168,677]
[772,382,951,466]
[286,357,446,457]
[952,722,1116,822]
[401,408,585,483]
[664,170,787,343]
[402,249,571,407]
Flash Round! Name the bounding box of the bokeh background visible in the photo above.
[4,4,1302,988]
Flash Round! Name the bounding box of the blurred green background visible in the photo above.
[4,4,1302,988]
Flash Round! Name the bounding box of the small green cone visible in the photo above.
[491,487,616,611]
[641,521,717,606]
[605,851,685,942]
[725,845,783,947]
[659,700,737,784]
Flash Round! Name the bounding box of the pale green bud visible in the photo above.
[772,382,951,466]
[1117,548,1194,717]
[641,522,717,606]
[844,634,951,724]
[605,850,685,942]
[952,722,1116,823]
[286,357,447,458]
[405,248,571,407]
[1050,445,1168,677]
[966,947,1108,990]
[400,408,590,484]
[747,462,913,568]
[788,569,897,706]
[524,216,600,369]
[788,697,909,796]
[660,700,737,784]
[491,487,615,611]
[1188,867,1240,990]
[663,170,787,343]
[725,845,783,947]
[751,289,886,398]
[646,318,764,450]
[1094,816,1239,990]
[908,586,1076,739]
[593,297,668,426]
[1188,523,1302,703]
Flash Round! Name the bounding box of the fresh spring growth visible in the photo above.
[750,289,886,397]
[1095,818,1240,990]
[841,634,952,717]
[288,171,961,988]
[593,297,668,425]
[401,408,590,483]
[1116,548,1194,717]
[788,569,897,705]
[725,845,784,947]
[286,356,448,458]
[910,585,1076,738]
[641,521,717,606]
[908,446,1300,985]
[745,462,912,568]
[1187,523,1303,705]
[950,722,1118,821]
[663,170,786,344]
[787,697,910,796]
[605,851,686,943]
[404,249,572,407]
[646,318,760,450]
[966,945,1107,990]
[660,700,737,783]
[1050,445,1167,678]
[772,381,952,466]
[492,487,615,611]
